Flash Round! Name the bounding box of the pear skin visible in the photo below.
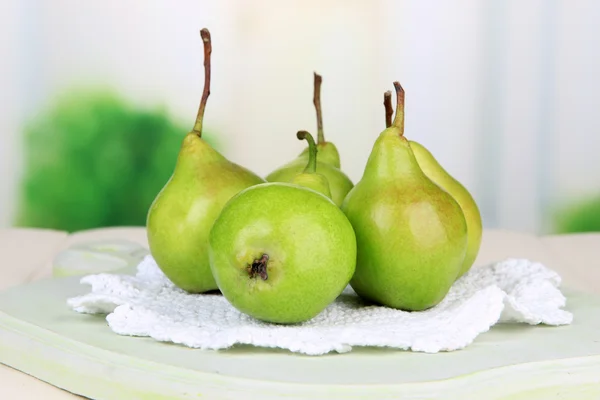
[409,141,482,278]
[208,182,356,324]
[147,134,264,293]
[267,160,351,206]
[146,29,264,293]
[382,91,482,278]
[341,82,467,311]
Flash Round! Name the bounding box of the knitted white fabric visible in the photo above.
[67,255,573,356]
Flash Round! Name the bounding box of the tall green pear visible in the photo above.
[341,82,468,311]
[266,73,353,206]
[383,92,482,278]
[290,131,332,199]
[146,28,265,293]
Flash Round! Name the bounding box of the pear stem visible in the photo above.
[392,81,405,136]
[297,130,318,174]
[313,72,325,144]
[384,90,393,128]
[192,28,212,137]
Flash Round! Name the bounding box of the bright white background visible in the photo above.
[1,0,599,234]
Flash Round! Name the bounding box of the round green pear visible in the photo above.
[147,29,264,293]
[208,183,357,324]
[342,82,467,311]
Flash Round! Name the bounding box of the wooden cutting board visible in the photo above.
[0,268,599,399]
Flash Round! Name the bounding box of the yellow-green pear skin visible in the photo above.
[147,134,264,293]
[266,161,352,206]
[291,172,332,199]
[341,82,468,311]
[409,141,483,278]
[208,182,357,324]
[146,28,265,293]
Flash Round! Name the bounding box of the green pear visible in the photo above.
[409,142,482,278]
[383,91,482,278]
[208,182,357,324]
[146,28,264,293]
[341,82,467,311]
[265,73,353,206]
[290,130,332,199]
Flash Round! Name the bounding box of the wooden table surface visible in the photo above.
[0,227,598,399]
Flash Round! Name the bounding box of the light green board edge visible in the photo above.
[0,275,599,399]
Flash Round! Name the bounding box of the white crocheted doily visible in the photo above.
[67,256,573,355]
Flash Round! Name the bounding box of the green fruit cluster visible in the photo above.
[147,28,483,324]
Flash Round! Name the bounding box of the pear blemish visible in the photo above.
[248,254,269,281]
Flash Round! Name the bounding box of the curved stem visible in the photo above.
[392,81,405,136]
[192,28,212,137]
[384,90,393,128]
[297,130,317,174]
[313,72,325,144]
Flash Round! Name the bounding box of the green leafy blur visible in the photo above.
[15,89,219,232]
[554,195,600,234]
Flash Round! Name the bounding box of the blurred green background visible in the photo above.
[15,89,218,232]
[13,87,599,234]
[2,1,599,235]
[554,196,600,234]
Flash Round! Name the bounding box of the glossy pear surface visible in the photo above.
[341,128,467,311]
[208,183,356,324]
[147,133,264,293]
[266,160,352,206]
[410,140,482,278]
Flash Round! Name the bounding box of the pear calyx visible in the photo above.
[296,130,318,174]
[392,81,405,135]
[248,254,269,281]
[313,72,325,144]
[384,90,393,128]
[192,28,212,137]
